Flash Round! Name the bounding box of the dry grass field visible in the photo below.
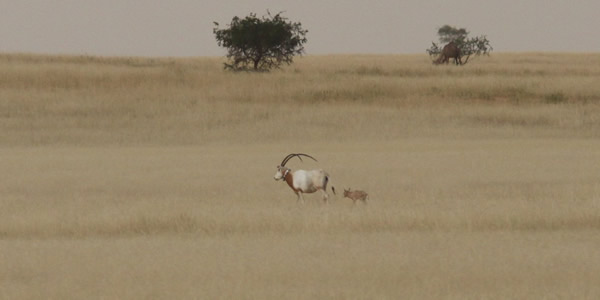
[1,52,600,299]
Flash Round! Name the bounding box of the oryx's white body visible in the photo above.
[274,154,335,204]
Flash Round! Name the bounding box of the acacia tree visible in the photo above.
[426,25,492,65]
[213,12,307,71]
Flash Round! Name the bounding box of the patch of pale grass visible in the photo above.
[2,140,600,239]
[2,141,600,298]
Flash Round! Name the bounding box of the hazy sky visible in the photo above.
[1,0,598,57]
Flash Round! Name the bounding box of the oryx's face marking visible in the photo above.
[274,165,287,181]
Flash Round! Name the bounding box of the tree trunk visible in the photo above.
[253,51,263,70]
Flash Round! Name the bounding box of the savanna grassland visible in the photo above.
[1,53,600,299]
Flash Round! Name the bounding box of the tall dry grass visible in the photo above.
[2,141,600,299]
[1,53,600,299]
[1,52,600,146]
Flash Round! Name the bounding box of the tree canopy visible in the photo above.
[437,25,469,44]
[426,25,493,65]
[213,12,307,71]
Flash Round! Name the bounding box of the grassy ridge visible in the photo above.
[1,53,600,146]
[2,53,599,103]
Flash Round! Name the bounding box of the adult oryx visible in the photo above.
[273,153,336,204]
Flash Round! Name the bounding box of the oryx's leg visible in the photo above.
[320,189,329,204]
[296,191,305,204]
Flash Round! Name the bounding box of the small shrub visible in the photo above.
[544,92,567,104]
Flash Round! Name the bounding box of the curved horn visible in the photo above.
[280,154,297,166]
[296,153,317,163]
[281,153,318,166]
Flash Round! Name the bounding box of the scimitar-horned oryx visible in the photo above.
[273,153,336,204]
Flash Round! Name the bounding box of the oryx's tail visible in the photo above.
[325,174,336,195]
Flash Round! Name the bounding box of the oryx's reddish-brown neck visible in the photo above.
[283,168,297,192]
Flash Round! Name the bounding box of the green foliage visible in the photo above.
[425,42,442,58]
[213,12,307,71]
[437,25,468,44]
[427,25,493,65]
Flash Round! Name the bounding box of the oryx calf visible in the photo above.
[343,188,369,205]
[274,153,336,204]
